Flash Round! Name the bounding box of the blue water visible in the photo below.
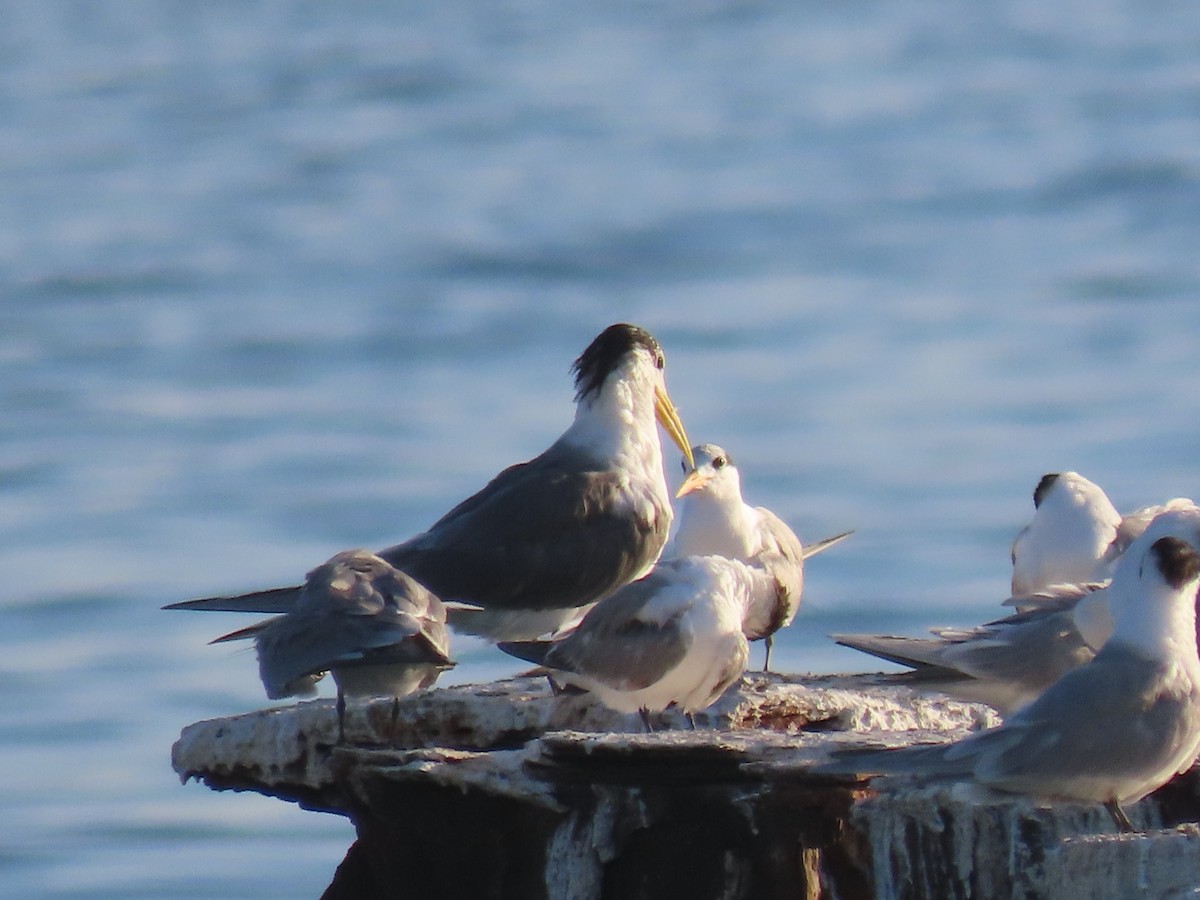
[3,2,1199,896]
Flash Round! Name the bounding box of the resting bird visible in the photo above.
[211,549,452,741]
[822,534,1200,833]
[166,323,694,641]
[498,554,795,730]
[1010,471,1122,596]
[668,443,851,671]
[836,480,1199,713]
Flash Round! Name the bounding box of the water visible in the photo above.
[3,1,1199,896]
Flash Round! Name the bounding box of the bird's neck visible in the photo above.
[1110,578,1200,670]
[561,377,663,480]
[671,494,759,561]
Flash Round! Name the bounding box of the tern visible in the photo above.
[821,534,1200,833]
[837,481,1198,713]
[669,443,852,671]
[498,554,790,729]
[166,324,695,641]
[1010,471,1122,596]
[833,581,1105,713]
[210,549,453,741]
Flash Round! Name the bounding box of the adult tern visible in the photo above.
[822,534,1200,832]
[499,554,790,729]
[210,549,452,741]
[836,500,1200,713]
[669,443,852,671]
[167,324,694,641]
[1010,471,1122,596]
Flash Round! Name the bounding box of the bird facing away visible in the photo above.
[1010,471,1123,596]
[835,500,1200,713]
[821,534,1200,833]
[166,323,695,642]
[210,549,453,740]
[669,443,852,671]
[498,554,792,729]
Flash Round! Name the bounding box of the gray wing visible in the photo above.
[381,443,671,613]
[971,644,1197,795]
[834,595,1097,712]
[528,567,692,691]
[800,530,855,561]
[1003,580,1107,614]
[229,551,451,698]
[164,584,302,613]
[821,645,1196,786]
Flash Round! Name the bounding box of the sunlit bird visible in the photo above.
[669,442,851,671]
[821,534,1200,833]
[1010,471,1122,596]
[835,498,1200,713]
[498,553,793,730]
[166,323,694,642]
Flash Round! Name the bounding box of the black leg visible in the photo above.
[639,707,654,733]
[763,635,773,673]
[336,689,347,745]
[1104,798,1135,833]
[389,696,401,745]
[685,712,697,730]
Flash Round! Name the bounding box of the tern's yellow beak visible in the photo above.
[654,386,694,470]
[675,466,713,499]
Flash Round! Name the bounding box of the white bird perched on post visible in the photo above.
[821,533,1200,832]
[669,443,852,671]
[498,553,796,731]
[835,495,1200,713]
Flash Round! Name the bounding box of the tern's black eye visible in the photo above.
[713,456,727,469]
[654,351,665,370]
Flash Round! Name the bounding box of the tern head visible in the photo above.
[676,443,742,502]
[572,323,693,468]
[1147,535,1200,591]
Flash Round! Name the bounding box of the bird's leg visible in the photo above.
[389,696,402,745]
[336,688,347,745]
[762,635,774,673]
[1104,798,1135,833]
[685,712,697,730]
[639,707,654,733]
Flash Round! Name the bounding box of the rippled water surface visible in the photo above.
[3,2,1200,896]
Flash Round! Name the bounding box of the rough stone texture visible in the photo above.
[171,673,1200,899]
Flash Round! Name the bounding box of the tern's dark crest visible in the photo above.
[1032,472,1061,509]
[573,323,664,402]
[1150,536,1200,590]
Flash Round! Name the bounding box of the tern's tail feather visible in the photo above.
[832,633,953,672]
[163,585,302,613]
[801,530,855,561]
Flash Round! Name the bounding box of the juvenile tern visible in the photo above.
[498,554,791,729]
[166,324,694,641]
[822,534,1200,832]
[669,443,852,671]
[210,549,452,740]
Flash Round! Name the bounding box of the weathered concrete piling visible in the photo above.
[172,673,1200,899]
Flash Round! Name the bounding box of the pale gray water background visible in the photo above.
[3,1,1200,896]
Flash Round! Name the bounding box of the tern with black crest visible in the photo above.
[167,324,694,642]
[821,534,1200,832]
